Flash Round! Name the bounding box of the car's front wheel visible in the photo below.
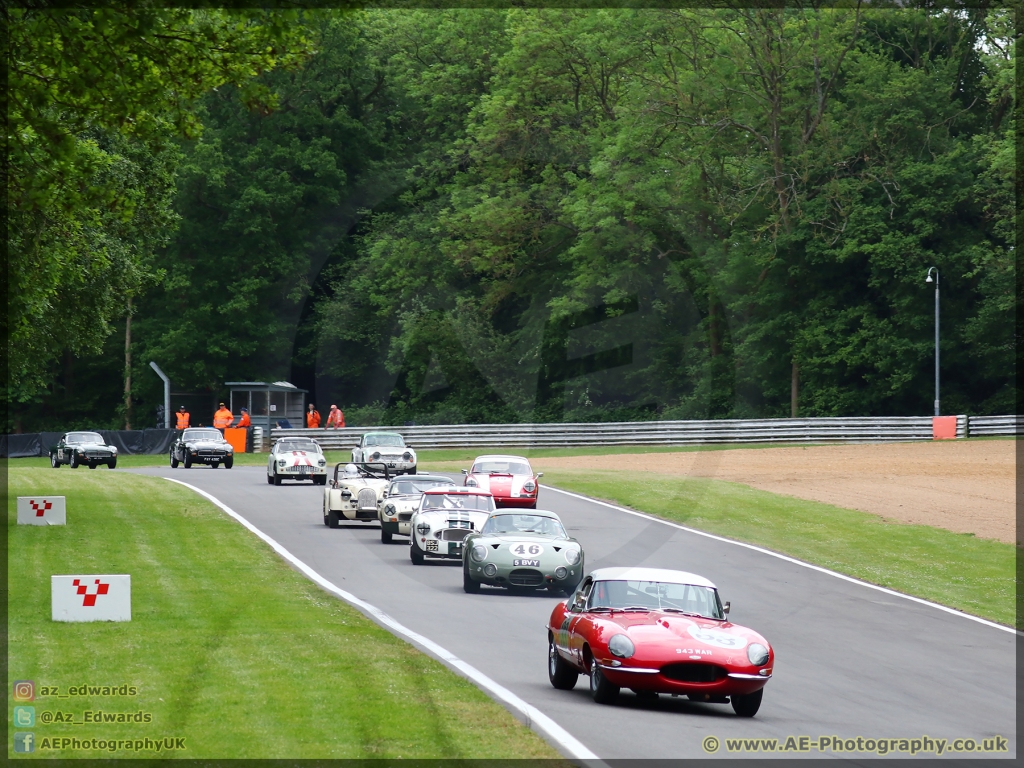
[170,451,179,468]
[183,453,192,468]
[273,470,282,486]
[211,462,220,469]
[407,466,416,475]
[548,636,578,690]
[381,528,393,544]
[88,462,97,469]
[108,458,117,469]
[731,688,763,718]
[589,661,619,704]
[70,453,80,469]
[463,564,481,593]
[224,456,233,469]
[327,509,339,529]
[50,453,60,468]
[410,541,425,565]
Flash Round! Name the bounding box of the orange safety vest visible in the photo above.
[176,411,190,429]
[213,408,234,429]
[327,408,345,428]
[306,409,321,428]
[236,412,251,427]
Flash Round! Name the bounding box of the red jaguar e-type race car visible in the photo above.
[462,454,542,508]
[546,567,773,716]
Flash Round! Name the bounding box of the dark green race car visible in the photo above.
[462,509,584,595]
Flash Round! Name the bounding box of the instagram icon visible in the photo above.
[13,681,34,702]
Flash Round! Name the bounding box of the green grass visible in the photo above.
[7,468,562,759]
[535,470,1018,629]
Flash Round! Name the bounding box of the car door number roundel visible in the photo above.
[511,543,543,557]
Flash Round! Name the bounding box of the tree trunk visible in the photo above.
[790,359,799,417]
[124,299,133,430]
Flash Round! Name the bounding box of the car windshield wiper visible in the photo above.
[660,608,705,618]
[615,606,654,612]
[587,606,613,613]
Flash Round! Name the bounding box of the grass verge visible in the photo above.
[535,470,1018,628]
[7,468,562,759]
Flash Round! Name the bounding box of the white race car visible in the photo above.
[351,432,417,475]
[378,474,459,544]
[409,488,496,565]
[268,437,328,485]
[323,462,393,529]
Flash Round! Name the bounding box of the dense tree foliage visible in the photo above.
[10,6,1016,431]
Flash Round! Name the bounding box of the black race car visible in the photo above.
[170,427,234,469]
[50,431,118,469]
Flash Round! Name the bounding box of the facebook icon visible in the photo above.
[14,733,35,753]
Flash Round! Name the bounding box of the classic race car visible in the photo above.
[49,431,118,469]
[546,567,773,716]
[323,462,392,528]
[462,454,542,508]
[409,488,496,565]
[267,436,328,485]
[170,428,234,468]
[462,509,583,595]
[351,432,417,475]
[378,475,459,544]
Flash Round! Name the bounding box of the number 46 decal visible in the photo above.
[512,543,543,557]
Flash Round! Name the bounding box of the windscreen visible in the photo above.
[481,514,564,537]
[277,439,320,453]
[472,460,532,475]
[364,434,405,447]
[587,580,723,619]
[390,478,452,495]
[421,494,494,512]
[66,432,103,444]
[184,429,222,441]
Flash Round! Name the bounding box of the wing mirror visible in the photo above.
[537,472,544,478]
[723,601,730,616]
[461,469,468,474]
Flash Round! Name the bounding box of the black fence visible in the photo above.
[1,429,178,459]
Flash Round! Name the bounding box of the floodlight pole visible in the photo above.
[149,361,171,428]
[925,268,939,416]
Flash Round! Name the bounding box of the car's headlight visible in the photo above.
[465,477,478,487]
[318,459,326,466]
[416,522,431,536]
[523,480,536,493]
[278,460,286,467]
[554,566,568,579]
[371,451,380,460]
[564,548,580,565]
[608,634,635,659]
[747,643,769,666]
[471,544,488,562]
[110,447,117,454]
[226,446,233,452]
[385,504,396,516]
[483,563,497,577]
[403,451,412,460]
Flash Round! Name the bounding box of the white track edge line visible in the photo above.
[161,477,599,761]
[540,484,1019,636]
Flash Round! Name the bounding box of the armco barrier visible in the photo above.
[271,415,986,450]
[967,415,1024,436]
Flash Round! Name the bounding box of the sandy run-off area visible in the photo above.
[535,440,1017,544]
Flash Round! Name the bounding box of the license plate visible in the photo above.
[514,559,540,567]
[426,540,438,552]
[387,462,397,468]
[448,542,462,555]
[296,466,311,473]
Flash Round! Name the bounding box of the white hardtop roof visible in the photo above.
[588,567,716,589]
[472,454,532,463]
[424,487,493,496]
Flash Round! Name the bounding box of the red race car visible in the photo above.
[546,567,774,716]
[461,454,542,509]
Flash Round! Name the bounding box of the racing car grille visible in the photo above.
[660,663,728,683]
[440,528,472,542]
[508,569,544,587]
[357,489,378,509]
[398,512,413,521]
[84,451,110,457]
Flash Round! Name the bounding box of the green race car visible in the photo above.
[462,509,584,595]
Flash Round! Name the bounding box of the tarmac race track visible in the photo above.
[130,466,1017,760]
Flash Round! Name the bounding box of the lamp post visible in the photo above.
[925,267,939,416]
